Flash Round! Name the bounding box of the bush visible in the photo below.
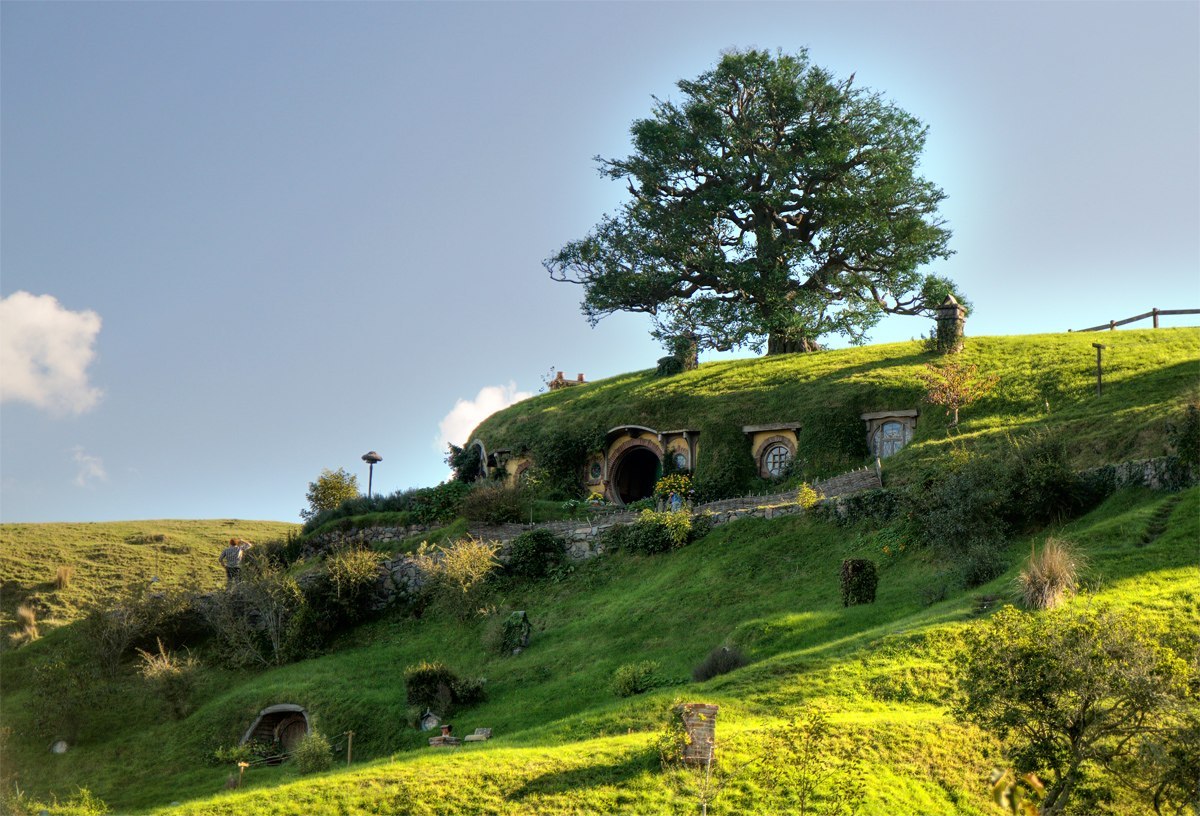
[324,546,382,623]
[201,557,306,667]
[1005,431,1082,527]
[136,638,199,719]
[301,467,359,522]
[612,660,663,697]
[505,529,566,581]
[692,645,747,682]
[413,537,501,620]
[292,730,333,774]
[404,661,486,716]
[688,511,715,542]
[1016,538,1082,610]
[955,542,1007,589]
[654,473,695,503]
[656,354,684,377]
[462,483,527,525]
[795,482,823,510]
[639,509,692,548]
[624,515,677,554]
[839,559,878,606]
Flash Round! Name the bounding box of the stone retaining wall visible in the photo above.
[362,466,884,609]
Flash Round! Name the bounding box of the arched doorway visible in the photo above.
[241,704,310,754]
[611,446,661,505]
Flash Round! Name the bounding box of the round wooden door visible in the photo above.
[277,717,308,752]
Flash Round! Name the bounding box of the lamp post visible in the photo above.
[362,451,382,499]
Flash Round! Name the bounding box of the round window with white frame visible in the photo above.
[763,443,793,478]
[672,451,689,470]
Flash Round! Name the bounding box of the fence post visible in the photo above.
[1153,307,1159,329]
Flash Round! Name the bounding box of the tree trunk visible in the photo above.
[766,331,820,355]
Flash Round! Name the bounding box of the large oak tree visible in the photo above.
[547,49,963,355]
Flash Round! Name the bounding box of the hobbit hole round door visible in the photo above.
[277,716,308,752]
[612,446,661,504]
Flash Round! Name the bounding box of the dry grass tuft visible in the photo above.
[1016,537,1083,610]
[54,565,75,590]
[10,604,40,646]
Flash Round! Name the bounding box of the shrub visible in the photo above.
[403,661,486,716]
[639,509,692,548]
[413,537,501,620]
[688,511,715,543]
[324,546,382,622]
[10,604,39,647]
[505,529,566,581]
[136,638,199,719]
[446,442,483,483]
[201,558,306,667]
[462,483,527,525]
[955,541,1007,589]
[1005,431,1082,527]
[795,482,823,510]
[623,514,678,554]
[656,354,684,377]
[1016,538,1082,610]
[839,559,878,607]
[654,473,695,503]
[292,730,333,774]
[692,645,747,682]
[612,660,663,697]
[54,565,75,590]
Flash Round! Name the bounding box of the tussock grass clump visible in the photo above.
[54,565,75,590]
[10,604,39,646]
[136,638,199,719]
[1016,537,1083,610]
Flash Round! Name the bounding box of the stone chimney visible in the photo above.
[935,295,966,354]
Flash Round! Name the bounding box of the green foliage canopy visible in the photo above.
[955,605,1195,815]
[302,467,360,521]
[547,48,960,354]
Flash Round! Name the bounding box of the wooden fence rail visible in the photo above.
[1071,308,1200,333]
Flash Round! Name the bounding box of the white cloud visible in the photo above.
[0,291,103,415]
[72,446,107,488]
[435,382,533,453]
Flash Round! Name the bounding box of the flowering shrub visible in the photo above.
[639,509,693,547]
[654,474,695,503]
[795,482,823,510]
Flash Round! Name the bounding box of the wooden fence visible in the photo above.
[1071,308,1200,333]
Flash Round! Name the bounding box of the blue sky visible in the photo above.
[2,1,1197,524]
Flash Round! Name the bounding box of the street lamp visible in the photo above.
[362,451,382,499]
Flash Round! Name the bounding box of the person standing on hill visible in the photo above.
[219,539,252,586]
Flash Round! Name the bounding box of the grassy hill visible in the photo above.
[1,485,1195,815]
[1,330,1196,815]
[472,328,1200,485]
[0,519,299,635]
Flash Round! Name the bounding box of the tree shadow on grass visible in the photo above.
[506,746,658,802]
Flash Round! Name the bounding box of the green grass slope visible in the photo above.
[2,487,1195,815]
[0,519,299,634]
[472,329,1200,481]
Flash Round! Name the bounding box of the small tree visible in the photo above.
[301,467,359,521]
[761,707,866,816]
[917,360,999,426]
[955,605,1194,815]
